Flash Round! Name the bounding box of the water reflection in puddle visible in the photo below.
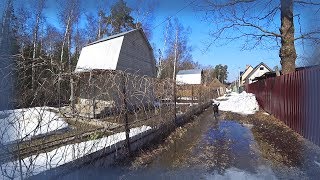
[191,120,261,174]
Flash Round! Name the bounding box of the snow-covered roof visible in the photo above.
[86,29,137,47]
[75,35,124,72]
[177,69,203,75]
[75,29,153,73]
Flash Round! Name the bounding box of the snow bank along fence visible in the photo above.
[246,66,320,146]
[0,65,215,179]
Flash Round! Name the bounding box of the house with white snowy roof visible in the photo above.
[74,29,157,117]
[75,28,156,77]
[176,69,204,85]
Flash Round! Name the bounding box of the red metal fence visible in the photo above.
[246,66,320,146]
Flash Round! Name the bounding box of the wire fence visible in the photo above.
[0,60,219,179]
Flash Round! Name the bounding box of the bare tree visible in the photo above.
[58,0,81,112]
[160,18,194,79]
[200,0,320,74]
[131,0,158,39]
[31,0,46,90]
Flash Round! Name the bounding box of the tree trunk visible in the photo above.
[32,11,40,90]
[67,30,75,116]
[279,0,297,74]
[60,11,72,71]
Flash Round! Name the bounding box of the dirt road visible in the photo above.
[60,108,320,180]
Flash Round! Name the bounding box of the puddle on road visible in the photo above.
[145,117,272,177]
[123,119,278,179]
[199,121,259,173]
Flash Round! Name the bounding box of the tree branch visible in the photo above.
[294,0,320,5]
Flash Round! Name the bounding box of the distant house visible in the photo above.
[75,28,156,77]
[208,77,226,96]
[244,62,272,84]
[252,64,320,81]
[176,69,204,85]
[240,65,253,86]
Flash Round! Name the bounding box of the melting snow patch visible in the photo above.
[243,123,254,129]
[217,91,259,115]
[1,125,151,179]
[205,166,277,180]
[0,107,68,144]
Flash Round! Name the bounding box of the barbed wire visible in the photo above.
[0,55,221,179]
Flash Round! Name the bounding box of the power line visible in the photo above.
[151,0,198,31]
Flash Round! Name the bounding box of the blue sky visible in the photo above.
[147,0,280,81]
[1,0,316,81]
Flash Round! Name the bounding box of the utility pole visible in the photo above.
[173,28,178,121]
[157,49,162,78]
[173,28,178,80]
[238,67,240,93]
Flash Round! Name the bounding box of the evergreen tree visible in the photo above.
[106,0,135,35]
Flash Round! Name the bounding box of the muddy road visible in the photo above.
[60,108,320,180]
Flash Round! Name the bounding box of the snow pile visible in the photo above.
[216,92,238,100]
[0,107,68,144]
[1,125,152,179]
[217,91,259,115]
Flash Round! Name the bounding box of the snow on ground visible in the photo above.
[216,91,259,115]
[0,107,68,144]
[205,166,277,180]
[1,125,152,180]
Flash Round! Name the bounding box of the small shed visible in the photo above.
[176,69,204,85]
[208,77,226,97]
[75,28,156,77]
[74,29,157,118]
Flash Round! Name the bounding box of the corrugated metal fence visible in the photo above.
[246,66,320,146]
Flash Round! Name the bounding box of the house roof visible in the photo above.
[177,69,203,75]
[251,64,320,80]
[86,28,152,50]
[209,77,226,88]
[75,29,153,73]
[295,64,320,71]
[240,65,253,78]
[244,62,272,81]
[252,71,277,81]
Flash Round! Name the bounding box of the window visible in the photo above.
[260,67,264,70]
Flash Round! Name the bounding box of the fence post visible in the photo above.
[122,73,131,155]
[191,85,194,106]
[198,85,202,105]
[173,79,177,122]
[58,74,61,108]
[89,72,96,119]
[70,74,75,117]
